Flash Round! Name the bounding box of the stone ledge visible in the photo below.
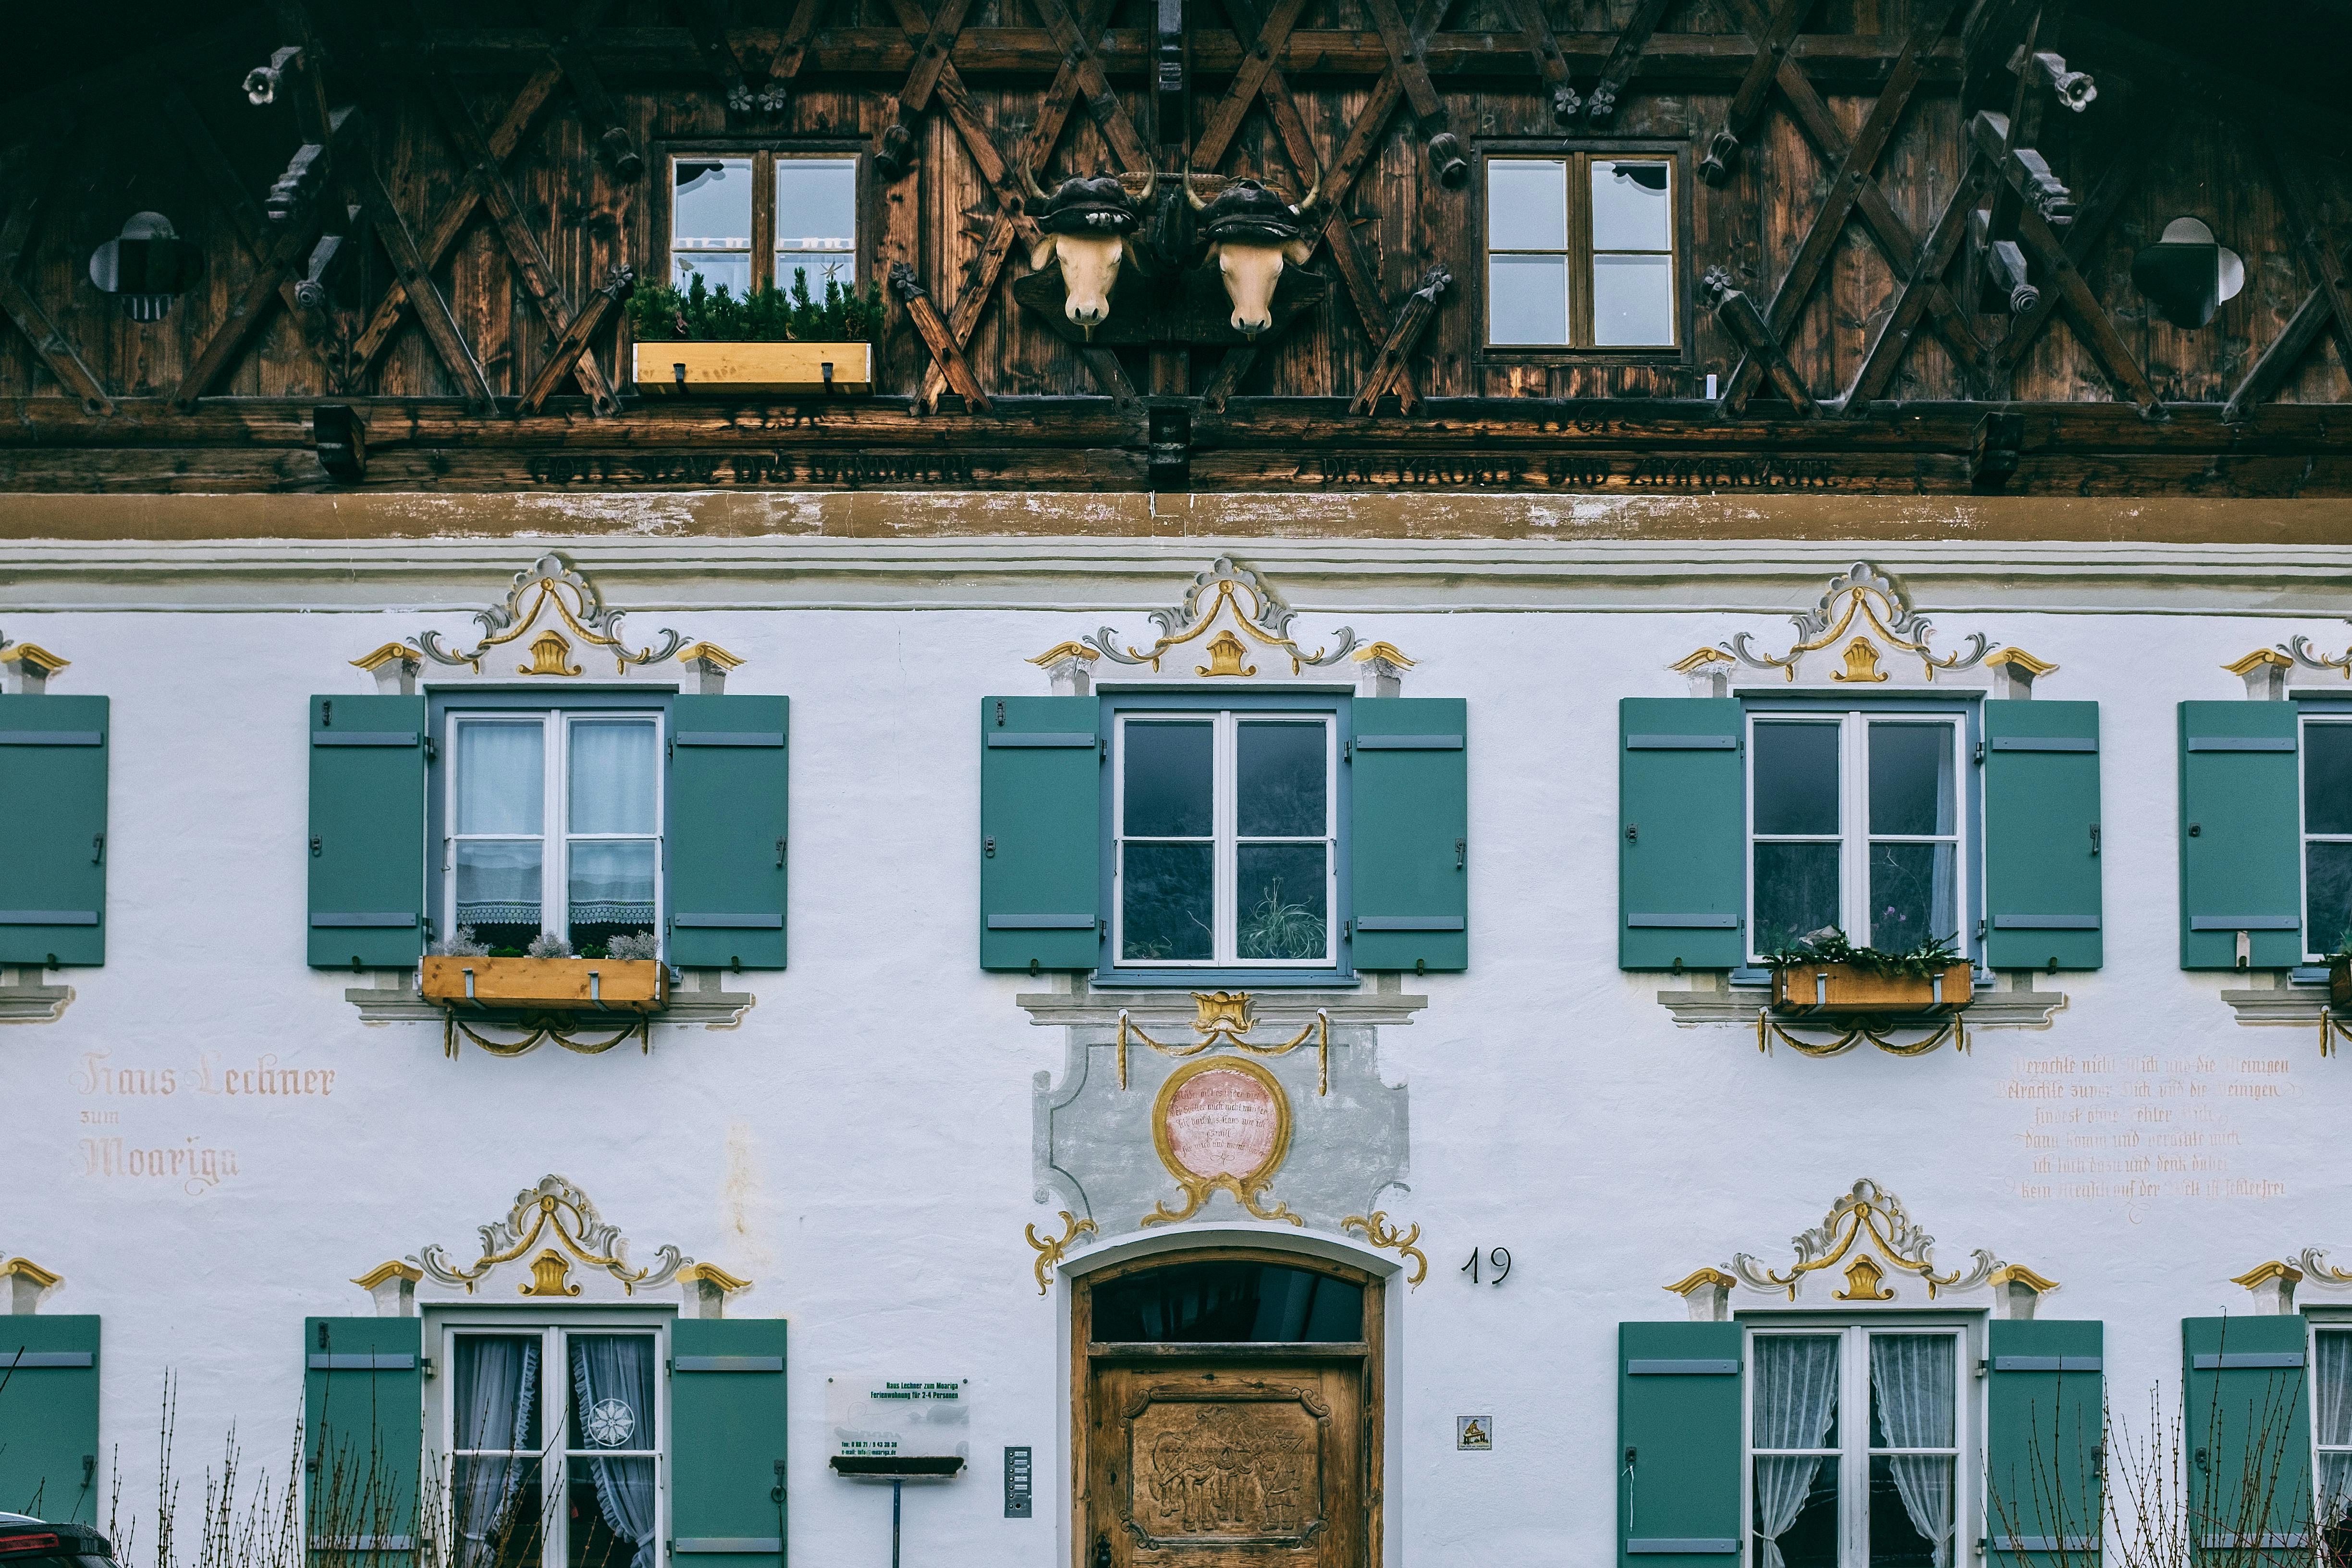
[2219,980,2334,1026]
[0,983,74,1024]
[1015,987,1428,1030]
[1654,983,2066,1030]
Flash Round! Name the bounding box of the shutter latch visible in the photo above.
[984,836,996,858]
[1456,837,1467,870]
[310,835,322,858]
[776,837,787,867]
[1972,739,1984,763]
[1624,822,1637,842]
[2089,823,2100,856]
[91,833,104,864]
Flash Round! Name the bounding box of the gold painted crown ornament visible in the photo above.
[409,1174,699,1296]
[1077,557,1360,676]
[1715,563,1994,683]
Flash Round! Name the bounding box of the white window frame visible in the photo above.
[443,710,666,948]
[1111,710,1338,969]
[2299,715,2352,962]
[429,1311,670,1568]
[1743,1322,1972,1568]
[2313,1320,2352,1534]
[1745,710,1970,962]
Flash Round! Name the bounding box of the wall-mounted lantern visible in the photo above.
[2131,217,2244,330]
[88,212,202,322]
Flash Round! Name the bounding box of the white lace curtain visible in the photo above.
[1870,1335,1958,1568]
[571,1336,660,1568]
[2318,1333,2352,1528]
[1754,1336,1840,1568]
[452,1336,540,1568]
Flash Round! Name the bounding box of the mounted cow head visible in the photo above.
[1023,169,1153,335]
[1187,173,1319,337]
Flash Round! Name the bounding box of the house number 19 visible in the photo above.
[1460,1248,1511,1285]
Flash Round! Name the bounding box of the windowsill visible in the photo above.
[1090,967,1358,990]
[2217,969,2336,1026]
[1653,970,2067,1029]
[345,968,756,1027]
[0,976,74,1023]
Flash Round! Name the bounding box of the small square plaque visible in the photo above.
[1456,1414,1493,1451]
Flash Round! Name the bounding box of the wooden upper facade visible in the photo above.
[3,0,2351,497]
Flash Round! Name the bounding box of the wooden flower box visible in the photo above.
[420,956,669,1014]
[633,342,873,395]
[1770,962,1975,1017]
[2332,957,2351,1009]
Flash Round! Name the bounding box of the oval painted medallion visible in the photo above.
[1163,1065,1281,1181]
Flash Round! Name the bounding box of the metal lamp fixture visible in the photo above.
[88,212,201,322]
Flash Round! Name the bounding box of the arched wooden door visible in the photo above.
[1073,1250,1383,1568]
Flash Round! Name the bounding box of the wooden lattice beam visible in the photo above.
[1697,0,1813,181]
[1351,264,1451,413]
[0,127,112,413]
[538,0,644,176]
[1583,0,1676,122]
[871,0,981,178]
[2262,121,2352,381]
[1842,153,1997,408]
[1499,0,1580,122]
[1361,0,1468,186]
[521,266,633,416]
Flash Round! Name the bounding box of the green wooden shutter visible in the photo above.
[1350,698,1468,972]
[667,696,789,969]
[2179,702,2302,968]
[979,697,1100,971]
[0,1316,100,1521]
[0,696,109,967]
[1987,1320,2105,1566]
[2183,1315,2313,1561]
[670,1319,788,1568]
[307,696,426,968]
[1618,1322,1742,1568]
[1620,698,1745,969]
[302,1316,421,1568]
[1984,702,2104,971]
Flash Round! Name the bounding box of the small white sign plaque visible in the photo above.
[826,1377,972,1460]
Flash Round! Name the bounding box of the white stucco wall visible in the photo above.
[2,525,2348,1567]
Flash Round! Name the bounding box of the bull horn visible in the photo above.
[1136,165,1157,203]
[1019,160,1049,202]
[1290,173,1323,217]
[1184,166,1209,212]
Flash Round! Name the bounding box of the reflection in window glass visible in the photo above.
[1488,159,1569,250]
[1489,255,1571,346]
[671,159,752,294]
[776,157,857,290]
[1752,1335,1840,1568]
[1591,161,1673,346]
[1090,1262,1363,1342]
[1485,155,1675,349]
[2307,724,2352,957]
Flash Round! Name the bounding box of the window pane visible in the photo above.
[1489,255,1570,345]
[1868,1455,1953,1568]
[1122,842,1213,961]
[1869,842,1957,949]
[568,1336,657,1451]
[2309,724,2352,835]
[1869,724,1955,836]
[451,1458,542,1568]
[456,841,544,935]
[1868,1335,1956,1447]
[569,721,658,834]
[1124,722,1213,837]
[1754,1460,1838,1568]
[1592,160,1672,250]
[673,251,750,295]
[1237,843,1328,960]
[2309,842,2352,957]
[1754,723,1840,835]
[1090,1262,1363,1343]
[1592,253,1675,346]
[1237,721,1326,837]
[567,1467,655,1568]
[674,159,751,246]
[569,842,656,933]
[1757,842,1841,951]
[776,157,858,291]
[453,1335,541,1451]
[1487,159,1568,250]
[457,723,544,835]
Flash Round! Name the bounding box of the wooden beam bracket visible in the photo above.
[890,263,993,412]
[1703,266,1819,416]
[1969,409,2024,493]
[1350,263,1451,416]
[314,402,367,482]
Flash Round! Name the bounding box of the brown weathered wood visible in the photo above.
[1706,268,1820,416]
[173,216,324,410]
[1351,265,1450,415]
[542,0,643,176]
[1362,0,1467,184]
[1720,0,1960,410]
[671,0,758,109]
[336,110,499,411]
[1697,0,1811,180]
[1846,155,1997,408]
[1991,88,2161,381]
[872,0,981,175]
[759,0,830,84]
[424,72,618,415]
[2223,282,2338,423]
[1193,0,1313,172]
[520,267,632,416]
[2261,120,2352,381]
[1030,0,1153,173]
[0,124,115,413]
[350,63,562,376]
[890,262,992,410]
[1198,347,1258,412]
[1079,345,1140,408]
[1497,0,1578,118]
[1584,0,1676,122]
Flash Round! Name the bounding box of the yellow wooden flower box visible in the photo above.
[421,956,669,1014]
[632,341,873,395]
[1770,961,1975,1016]
[2332,956,2350,1009]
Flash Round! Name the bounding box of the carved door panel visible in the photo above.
[1086,1360,1364,1568]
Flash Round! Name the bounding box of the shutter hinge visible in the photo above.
[1975,918,1987,942]
[310,835,322,858]
[1624,822,1637,843]
[1456,837,1467,870]
[995,700,1005,727]
[2090,823,2100,856]
[1343,919,1353,941]
[984,836,996,858]
[321,700,332,728]
[1343,739,1352,761]
[1100,736,1107,760]
[776,837,788,866]
[425,737,439,761]
[1972,739,1984,764]
[92,833,104,865]
[666,738,674,760]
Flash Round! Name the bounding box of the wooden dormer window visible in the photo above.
[668,152,857,296]
[1482,152,1678,351]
